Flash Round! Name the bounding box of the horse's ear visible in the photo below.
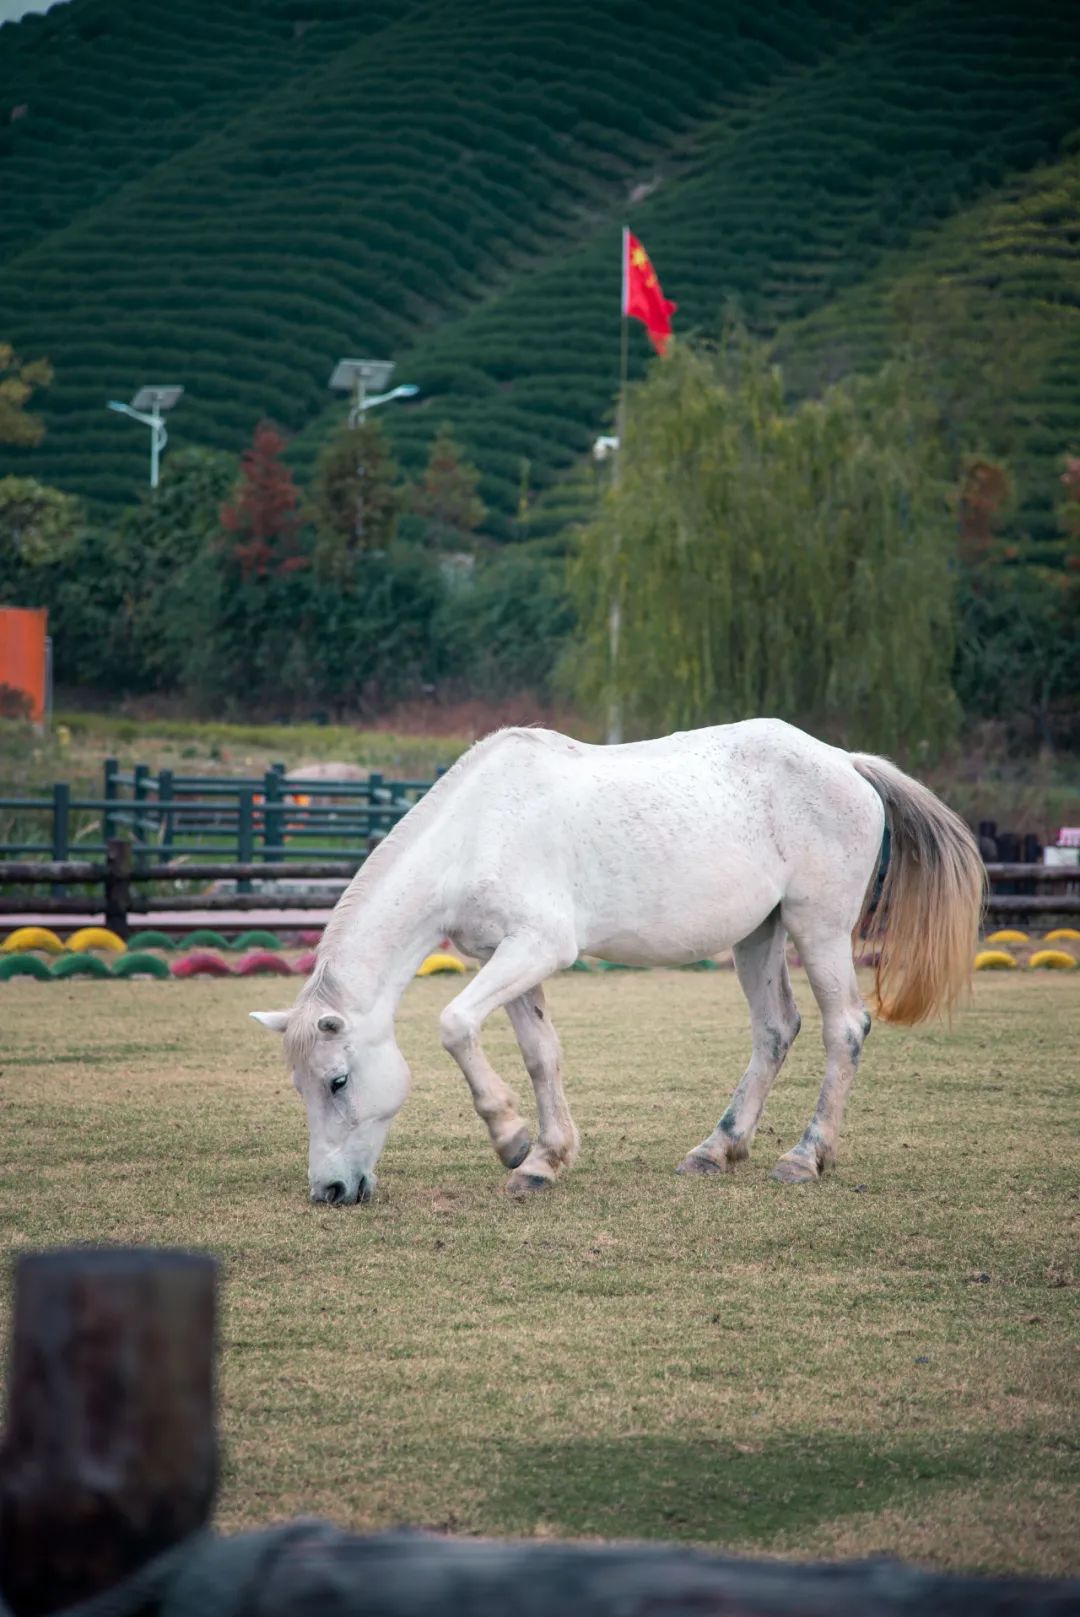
[250,1010,289,1034]
[317,1012,345,1035]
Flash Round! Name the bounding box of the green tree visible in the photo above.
[570,338,958,754]
[0,477,80,601]
[309,418,401,578]
[410,424,486,551]
[0,343,53,448]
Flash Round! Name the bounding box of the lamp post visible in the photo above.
[106,386,183,489]
[328,359,418,426]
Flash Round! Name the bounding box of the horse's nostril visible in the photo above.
[325,1180,347,1204]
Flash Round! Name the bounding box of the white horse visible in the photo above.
[251,720,984,1204]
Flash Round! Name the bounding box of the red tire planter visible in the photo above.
[171,951,234,978]
[233,950,295,977]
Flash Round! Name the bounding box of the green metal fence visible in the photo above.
[0,758,444,880]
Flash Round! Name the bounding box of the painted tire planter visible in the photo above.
[126,930,177,952]
[416,952,466,977]
[171,951,234,978]
[1027,950,1077,971]
[67,927,126,954]
[294,951,319,975]
[231,930,283,952]
[112,952,172,979]
[0,954,52,980]
[182,930,232,951]
[1045,928,1080,943]
[1,926,65,955]
[234,950,295,976]
[51,953,112,979]
[985,929,1029,945]
[974,949,1017,970]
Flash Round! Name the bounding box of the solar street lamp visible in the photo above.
[329,359,418,426]
[106,385,183,489]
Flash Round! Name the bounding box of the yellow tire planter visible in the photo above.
[1027,950,1078,971]
[974,950,1017,970]
[66,927,126,953]
[416,952,466,977]
[1044,928,1080,943]
[1,926,66,954]
[985,929,1029,945]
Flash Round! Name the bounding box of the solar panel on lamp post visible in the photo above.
[106,385,184,489]
[328,359,418,426]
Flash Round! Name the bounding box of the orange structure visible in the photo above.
[0,607,49,723]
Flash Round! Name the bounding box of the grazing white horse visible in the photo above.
[252,720,984,1204]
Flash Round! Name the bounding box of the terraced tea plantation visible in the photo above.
[1,0,1078,534]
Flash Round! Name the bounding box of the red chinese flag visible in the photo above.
[622,229,676,354]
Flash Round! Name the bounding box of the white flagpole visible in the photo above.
[607,228,629,745]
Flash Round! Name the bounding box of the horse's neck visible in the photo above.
[320,845,444,1027]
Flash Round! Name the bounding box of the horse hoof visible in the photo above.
[499,1131,532,1169]
[676,1151,731,1177]
[505,1170,554,1197]
[771,1155,818,1184]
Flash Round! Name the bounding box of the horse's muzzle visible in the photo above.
[310,1176,372,1206]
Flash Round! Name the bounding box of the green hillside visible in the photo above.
[776,152,1080,550]
[1,0,1078,536]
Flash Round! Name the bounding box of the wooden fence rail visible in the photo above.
[1,1248,1076,1617]
[1,848,1078,937]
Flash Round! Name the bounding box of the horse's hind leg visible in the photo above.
[772,919,869,1184]
[504,985,579,1194]
[677,908,801,1176]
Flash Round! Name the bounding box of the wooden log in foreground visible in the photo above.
[0,1249,216,1617]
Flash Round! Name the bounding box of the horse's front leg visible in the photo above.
[677,909,800,1176]
[504,985,579,1194]
[439,933,572,1177]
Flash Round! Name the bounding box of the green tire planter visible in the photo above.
[231,929,282,951]
[182,929,231,950]
[51,953,112,979]
[112,952,172,979]
[0,954,52,981]
[125,930,176,952]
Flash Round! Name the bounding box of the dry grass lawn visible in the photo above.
[0,968,1077,1575]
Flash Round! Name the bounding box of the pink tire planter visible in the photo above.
[294,951,319,975]
[171,951,235,979]
[233,950,295,977]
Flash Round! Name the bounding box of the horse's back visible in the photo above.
[445,721,882,964]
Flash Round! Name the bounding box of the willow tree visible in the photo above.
[570,340,959,755]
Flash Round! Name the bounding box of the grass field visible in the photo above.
[0,969,1077,1574]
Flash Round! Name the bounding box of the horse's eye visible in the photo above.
[329,1073,348,1094]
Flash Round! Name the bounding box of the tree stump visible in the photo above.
[0,1248,217,1616]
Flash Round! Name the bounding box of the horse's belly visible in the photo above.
[577,863,780,966]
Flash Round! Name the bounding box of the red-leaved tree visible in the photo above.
[219,420,306,582]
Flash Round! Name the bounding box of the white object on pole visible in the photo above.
[106,385,183,489]
[329,359,420,426]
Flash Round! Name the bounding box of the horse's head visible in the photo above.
[251,992,410,1205]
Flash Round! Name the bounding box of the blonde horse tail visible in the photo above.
[851,753,986,1026]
